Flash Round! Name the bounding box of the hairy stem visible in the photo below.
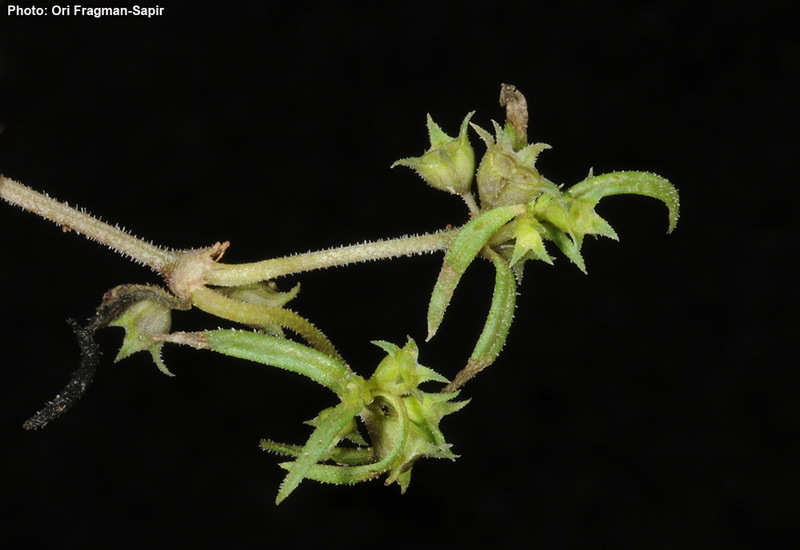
[206,230,459,286]
[0,176,179,272]
[1,175,460,289]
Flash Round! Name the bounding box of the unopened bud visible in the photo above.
[472,121,559,209]
[392,112,475,196]
[110,294,174,375]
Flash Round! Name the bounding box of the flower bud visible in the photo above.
[109,291,174,375]
[392,112,475,195]
[369,338,447,396]
[510,213,552,266]
[472,120,559,209]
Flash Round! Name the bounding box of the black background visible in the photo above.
[1,2,797,548]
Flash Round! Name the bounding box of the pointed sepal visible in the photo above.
[392,112,476,195]
[107,285,181,376]
[471,120,558,209]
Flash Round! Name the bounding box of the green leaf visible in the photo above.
[427,204,524,340]
[446,248,517,390]
[273,394,409,488]
[215,282,300,336]
[170,329,364,397]
[566,171,680,233]
[275,397,365,503]
[260,439,373,466]
[466,248,517,375]
[190,286,345,364]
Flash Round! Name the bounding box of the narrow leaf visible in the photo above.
[566,171,680,233]
[199,330,362,396]
[427,204,524,339]
[260,439,373,466]
[276,398,364,503]
[469,249,517,368]
[447,249,517,390]
[190,285,345,363]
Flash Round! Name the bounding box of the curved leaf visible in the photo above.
[191,285,344,363]
[427,204,524,340]
[179,329,362,396]
[566,171,679,233]
[446,248,517,391]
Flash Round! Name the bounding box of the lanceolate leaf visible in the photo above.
[427,204,524,340]
[275,398,365,504]
[446,248,517,391]
[468,249,517,371]
[260,440,373,466]
[190,285,344,363]
[201,330,362,396]
[272,394,408,487]
[566,171,680,233]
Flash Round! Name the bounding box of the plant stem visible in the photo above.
[206,230,459,286]
[1,175,459,287]
[0,176,180,273]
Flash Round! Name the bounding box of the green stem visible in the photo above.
[1,175,459,288]
[0,176,179,273]
[206,230,459,286]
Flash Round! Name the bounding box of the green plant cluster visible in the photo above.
[1,85,678,503]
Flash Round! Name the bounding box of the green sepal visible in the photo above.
[509,213,552,266]
[532,194,619,242]
[392,112,476,195]
[541,222,588,273]
[370,339,448,394]
[108,288,176,376]
[427,204,525,340]
[471,120,558,209]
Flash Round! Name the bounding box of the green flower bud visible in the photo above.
[392,112,475,195]
[472,120,559,209]
[368,338,448,396]
[110,295,173,375]
[510,213,552,266]
[533,194,619,241]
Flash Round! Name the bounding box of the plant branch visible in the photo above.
[0,175,180,273]
[206,230,459,286]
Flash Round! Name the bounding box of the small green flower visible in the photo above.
[368,339,448,394]
[109,287,175,375]
[509,213,553,266]
[392,112,476,195]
